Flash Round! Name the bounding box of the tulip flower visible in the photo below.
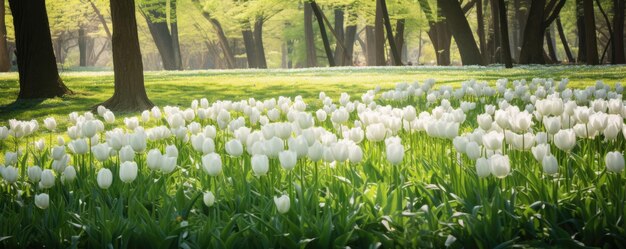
[489,154,510,178]
[129,130,147,153]
[40,169,55,189]
[542,155,558,175]
[4,151,18,166]
[63,166,77,183]
[225,139,244,157]
[279,150,297,171]
[203,191,215,207]
[475,157,491,178]
[274,194,290,214]
[69,139,88,155]
[35,193,50,209]
[28,166,42,183]
[146,149,162,170]
[202,153,222,176]
[118,145,135,162]
[97,168,113,189]
[43,117,57,131]
[92,143,111,162]
[605,151,625,173]
[554,129,576,152]
[386,142,405,165]
[119,161,138,183]
[82,120,98,138]
[2,166,18,183]
[251,154,269,176]
[160,156,178,174]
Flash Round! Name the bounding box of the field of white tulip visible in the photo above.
[0,78,625,248]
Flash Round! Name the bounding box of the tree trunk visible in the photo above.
[253,17,267,68]
[477,0,487,63]
[374,0,386,65]
[140,0,181,70]
[333,9,345,66]
[380,0,402,66]
[576,0,587,63]
[556,17,575,63]
[8,0,71,99]
[511,0,520,60]
[545,29,559,63]
[490,0,502,63]
[78,27,87,67]
[427,22,452,65]
[304,3,317,67]
[394,19,405,62]
[170,0,182,70]
[0,0,10,72]
[612,0,625,64]
[438,0,483,65]
[207,17,236,69]
[310,1,335,67]
[498,0,513,68]
[242,27,258,68]
[88,0,112,40]
[583,0,599,64]
[100,0,153,111]
[365,25,377,66]
[343,24,357,66]
[519,0,545,64]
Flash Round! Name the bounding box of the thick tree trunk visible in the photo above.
[556,17,575,63]
[100,0,153,111]
[242,27,258,68]
[170,0,182,70]
[9,0,71,99]
[374,0,386,65]
[583,0,599,64]
[0,0,10,72]
[612,0,625,64]
[379,0,402,66]
[438,0,483,65]
[519,0,545,64]
[498,0,513,68]
[343,25,357,66]
[477,0,487,63]
[333,9,345,66]
[365,25,377,66]
[304,3,317,67]
[427,22,452,65]
[78,27,87,67]
[490,0,502,63]
[310,1,335,67]
[140,0,182,70]
[253,17,267,68]
[394,19,405,61]
[576,0,587,62]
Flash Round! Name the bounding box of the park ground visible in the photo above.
[1,65,625,123]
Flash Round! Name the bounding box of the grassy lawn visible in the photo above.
[1,65,625,123]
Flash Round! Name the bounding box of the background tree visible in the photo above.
[100,0,153,111]
[0,0,10,72]
[8,0,71,99]
[139,0,183,70]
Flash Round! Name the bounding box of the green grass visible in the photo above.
[1,65,625,123]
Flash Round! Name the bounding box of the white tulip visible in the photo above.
[4,151,18,166]
[316,109,327,122]
[2,166,18,183]
[97,168,113,189]
[251,154,269,176]
[489,154,510,178]
[203,191,215,207]
[44,117,57,131]
[366,123,387,142]
[465,141,481,160]
[69,139,88,155]
[63,166,77,182]
[129,130,147,153]
[476,157,491,178]
[28,166,42,182]
[307,142,324,162]
[92,143,111,162]
[146,149,162,170]
[386,142,404,165]
[278,150,297,171]
[40,169,55,189]
[160,156,178,174]
[225,139,244,157]
[35,193,50,209]
[554,129,576,152]
[202,153,222,176]
[103,111,116,123]
[119,161,138,183]
[542,155,558,175]
[605,151,625,173]
[82,120,98,138]
[118,145,135,162]
[274,194,290,214]
[166,144,178,158]
[348,145,363,163]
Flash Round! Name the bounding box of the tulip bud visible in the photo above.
[97,168,113,189]
[2,166,18,183]
[386,142,405,165]
[605,151,625,173]
[554,129,576,152]
[348,145,363,164]
[160,156,177,174]
[203,191,215,207]
[476,157,490,178]
[166,145,178,158]
[225,139,243,157]
[103,111,116,123]
[531,144,550,162]
[82,120,98,138]
[147,149,162,170]
[279,150,297,171]
[118,145,135,162]
[40,169,55,189]
[251,154,269,176]
[69,139,88,155]
[35,193,50,209]
[4,151,18,166]
[119,161,138,183]
[28,166,42,182]
[63,166,77,182]
[274,194,290,214]
[465,141,481,160]
[489,154,510,178]
[44,117,57,131]
[307,142,323,162]
[92,143,111,162]
[129,130,147,153]
[202,153,222,176]
[542,155,558,175]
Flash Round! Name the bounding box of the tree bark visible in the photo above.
[556,17,575,63]
[519,0,545,64]
[333,9,345,66]
[365,25,377,66]
[394,19,406,61]
[374,0,386,65]
[379,0,402,66]
[490,0,502,63]
[242,26,258,68]
[343,24,357,66]
[304,3,317,67]
[438,0,483,65]
[583,0,599,64]
[498,0,513,68]
[575,0,587,63]
[253,17,267,68]
[170,0,182,69]
[0,0,10,72]
[8,0,71,99]
[100,0,153,111]
[545,29,559,63]
[613,0,625,64]
[78,27,87,67]
[140,0,182,70]
[477,0,487,63]
[310,1,335,67]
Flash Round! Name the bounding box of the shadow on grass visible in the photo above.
[0,98,46,118]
